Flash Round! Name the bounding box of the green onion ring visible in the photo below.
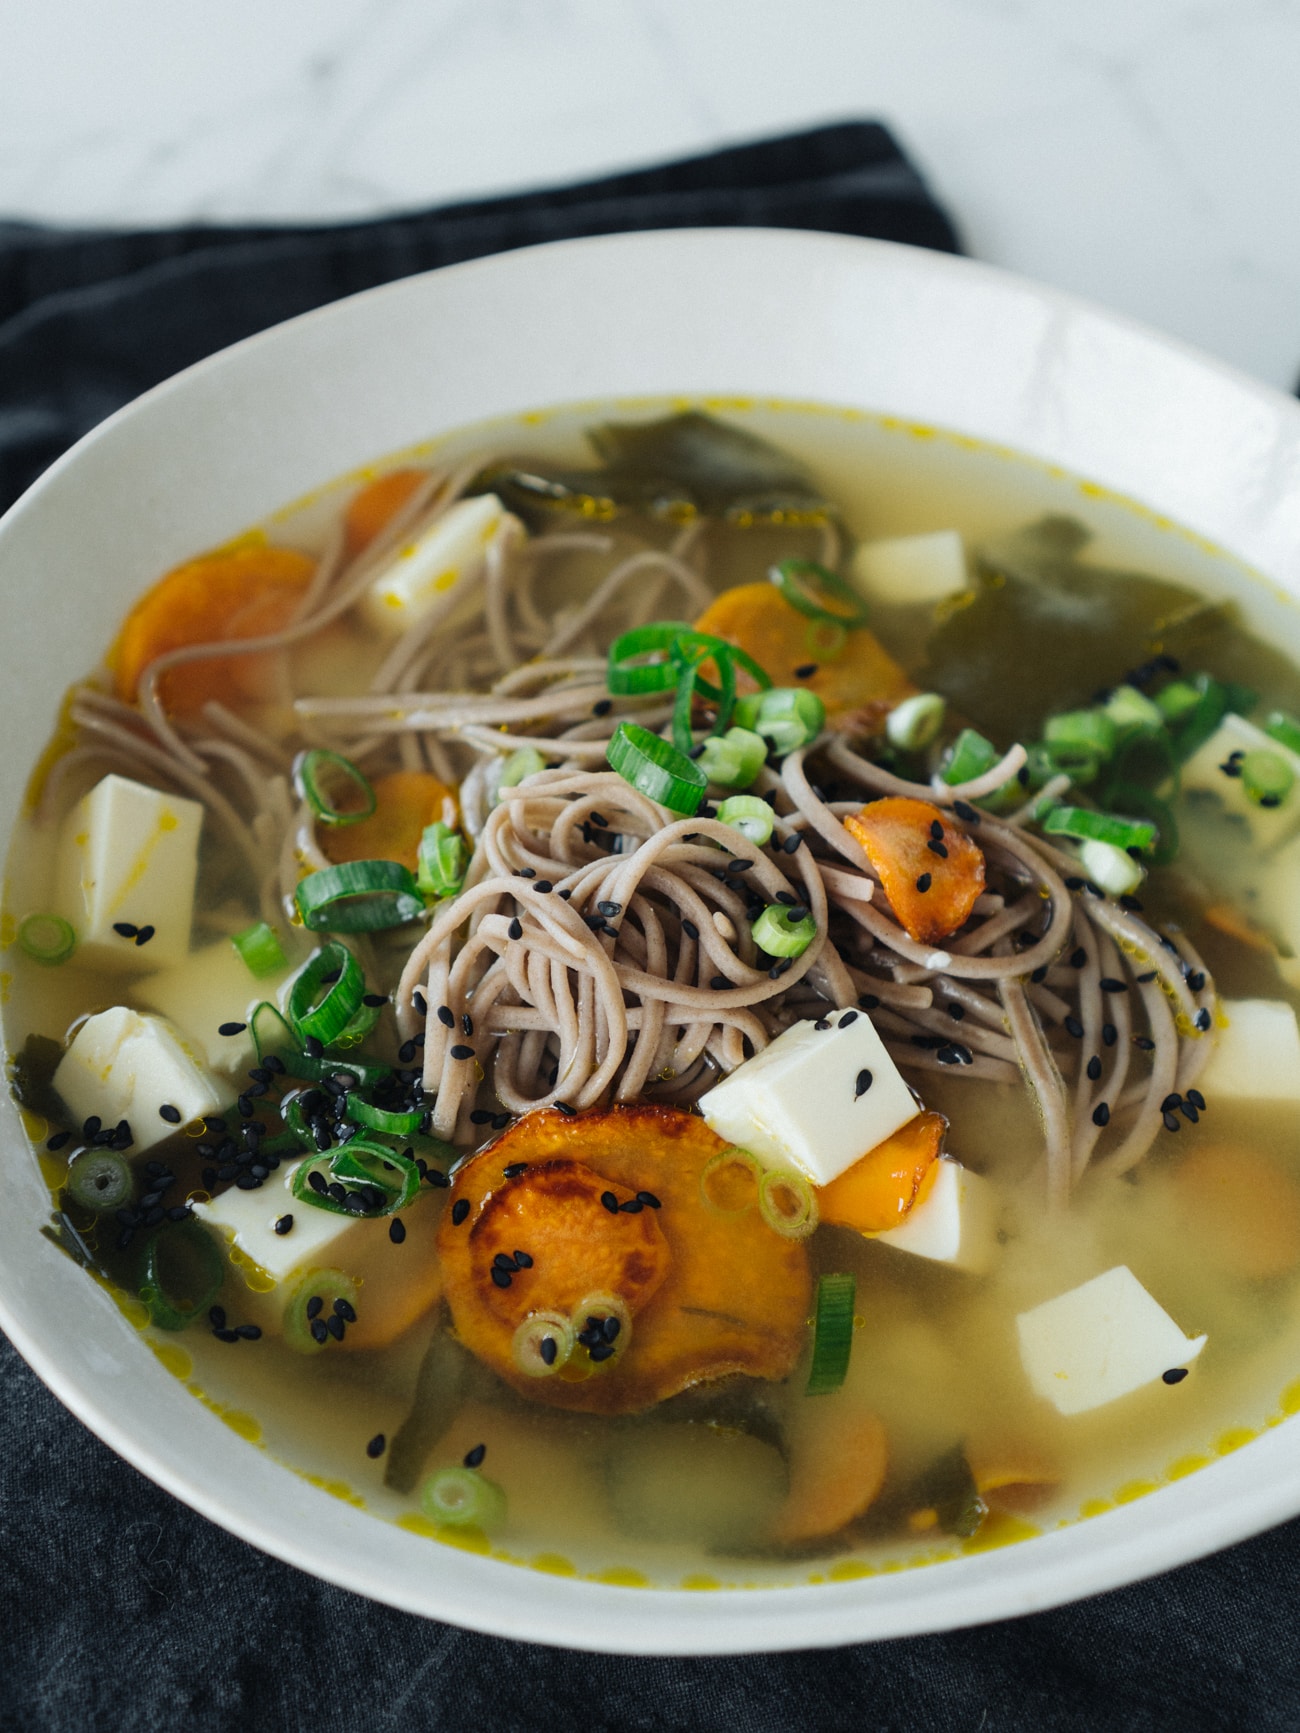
[806,1271,856,1395]
[139,1220,225,1332]
[292,1141,420,1217]
[345,1094,424,1136]
[294,748,377,827]
[771,558,870,628]
[288,942,365,1045]
[18,913,76,966]
[420,1466,508,1531]
[64,1147,133,1213]
[295,860,425,933]
[1042,805,1157,853]
[231,920,288,979]
[607,622,696,694]
[606,722,706,815]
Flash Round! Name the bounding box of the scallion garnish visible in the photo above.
[251,999,391,1087]
[64,1148,132,1213]
[283,1268,358,1353]
[1044,708,1118,760]
[498,747,547,792]
[885,692,946,752]
[770,558,870,629]
[732,687,824,755]
[288,942,365,1045]
[1078,838,1145,898]
[606,622,696,694]
[716,795,774,847]
[1264,710,1300,758]
[605,722,706,815]
[1043,806,1157,853]
[17,913,76,966]
[1240,747,1294,808]
[292,1141,420,1217]
[139,1220,225,1331]
[295,860,424,932]
[416,821,468,901]
[806,1271,856,1394]
[758,1167,818,1239]
[752,903,817,958]
[939,727,999,785]
[511,1310,576,1378]
[420,1465,507,1532]
[1103,684,1164,735]
[294,748,376,827]
[694,726,767,789]
[344,1094,424,1136]
[231,920,288,979]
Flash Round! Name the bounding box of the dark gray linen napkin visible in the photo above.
[3,123,1298,1732]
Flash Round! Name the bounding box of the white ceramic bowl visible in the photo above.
[4,229,1300,1653]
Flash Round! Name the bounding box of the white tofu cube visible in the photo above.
[1016,1264,1206,1417]
[53,1006,225,1152]
[360,493,504,636]
[699,1012,919,1187]
[192,1159,441,1346]
[871,1160,997,1273]
[1179,714,1300,852]
[850,530,968,606]
[57,774,202,972]
[1197,998,1300,1102]
[135,939,298,1075]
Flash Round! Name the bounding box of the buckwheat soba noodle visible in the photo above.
[8,403,1300,1580]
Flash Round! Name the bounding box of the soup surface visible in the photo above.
[7,399,1300,1589]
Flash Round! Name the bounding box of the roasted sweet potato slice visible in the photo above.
[818,1111,947,1234]
[112,544,316,713]
[343,468,428,557]
[692,583,915,724]
[772,1399,888,1544]
[319,770,458,872]
[844,797,985,945]
[437,1105,812,1415]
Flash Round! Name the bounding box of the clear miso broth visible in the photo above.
[7,399,1300,1589]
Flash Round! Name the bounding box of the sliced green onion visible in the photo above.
[1264,710,1300,757]
[1078,838,1145,898]
[345,1094,424,1136]
[18,913,76,966]
[940,728,999,785]
[732,687,825,755]
[886,692,946,752]
[1103,782,1179,866]
[288,942,365,1045]
[1241,748,1294,809]
[295,860,424,933]
[330,998,381,1050]
[695,726,768,790]
[607,622,696,695]
[806,1271,856,1395]
[294,748,375,827]
[416,821,468,901]
[700,1146,763,1214]
[1044,708,1118,759]
[292,1141,420,1218]
[1042,806,1156,852]
[282,1267,359,1353]
[752,903,817,958]
[1024,741,1100,789]
[64,1147,132,1213]
[1154,679,1203,723]
[231,920,288,979]
[251,1000,297,1065]
[1104,684,1164,735]
[139,1220,225,1331]
[716,795,774,847]
[758,1167,818,1240]
[280,1090,315,1150]
[606,722,706,815]
[673,629,772,696]
[511,1310,576,1378]
[1170,674,1236,762]
[252,1001,387,1083]
[570,1291,631,1368]
[771,559,870,628]
[498,747,547,791]
[420,1466,507,1532]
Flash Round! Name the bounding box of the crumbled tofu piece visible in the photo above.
[1179,714,1300,852]
[360,493,504,636]
[53,1006,224,1153]
[871,1160,997,1273]
[699,1012,919,1187]
[193,1161,442,1347]
[1197,998,1300,1101]
[135,939,298,1075]
[1016,1265,1206,1417]
[56,773,202,971]
[850,530,968,606]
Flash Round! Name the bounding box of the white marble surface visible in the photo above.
[2,0,1299,392]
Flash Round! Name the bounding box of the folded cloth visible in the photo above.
[0,121,958,513]
[5,126,1298,1733]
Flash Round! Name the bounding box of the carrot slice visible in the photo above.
[692,583,915,724]
[1170,1142,1300,1281]
[817,1111,947,1234]
[438,1105,812,1415]
[318,770,458,872]
[343,468,428,558]
[844,797,985,944]
[965,1438,1059,1515]
[112,545,315,714]
[772,1399,888,1543]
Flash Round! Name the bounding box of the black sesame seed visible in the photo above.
[1162,1367,1189,1385]
[513,1250,533,1268]
[592,698,613,717]
[1187,1088,1207,1111]
[490,1266,513,1289]
[768,959,794,980]
[783,834,803,854]
[234,1174,261,1191]
[1030,966,1048,984]
[726,858,752,874]
[449,1044,475,1061]
[601,1191,619,1214]
[588,1342,615,1363]
[451,1198,470,1225]
[502,1162,529,1179]
[534,880,553,894]
[681,919,700,940]
[1086,1055,1102,1082]
[1067,948,1087,970]
[218,1021,247,1037]
[793,662,818,678]
[787,904,810,923]
[491,1112,510,1130]
[46,1131,71,1151]
[953,801,980,825]
[112,921,139,938]
[305,1295,324,1321]
[1180,1101,1200,1123]
[710,975,732,990]
[426,1167,451,1187]
[554,1101,576,1117]
[1102,1023,1117,1046]
[1219,757,1244,778]
[1186,970,1206,992]
[389,1218,406,1244]
[854,1069,874,1099]
[838,1010,859,1028]
[859,993,881,1011]
[310,1319,329,1345]
[815,1018,832,1031]
[366,1434,386,1459]
[1092,1101,1111,1127]
[937,1043,973,1066]
[1134,1035,1156,1051]
[915,872,932,893]
[1160,1092,1182,1114]
[214,1328,240,1344]
[1064,1016,1085,1039]
[133,925,155,946]
[470,1109,493,1125]
[1065,877,1087,891]
[927,839,949,859]
[1119,894,1144,912]
[463,1442,487,1468]
[619,1199,644,1213]
[82,1116,102,1138]
[636,1191,662,1209]
[235,1323,262,1340]
[1195,1008,1212,1032]
[326,1314,346,1341]
[493,1252,516,1271]
[539,1336,558,1366]
[1099,978,1127,994]
[1163,1111,1182,1133]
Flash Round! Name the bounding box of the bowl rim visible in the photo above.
[5,224,1300,1652]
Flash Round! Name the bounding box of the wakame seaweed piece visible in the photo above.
[923,520,1209,745]
[465,461,692,528]
[909,1443,988,1539]
[385,1313,470,1494]
[9,1032,66,1120]
[40,1210,113,1281]
[588,412,831,519]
